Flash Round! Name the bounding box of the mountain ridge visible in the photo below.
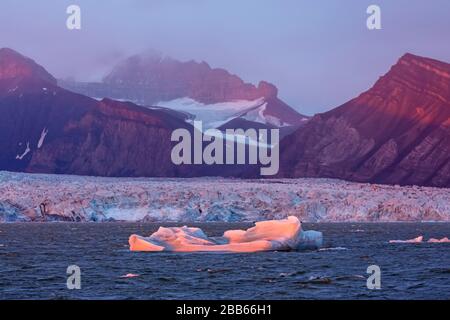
[0,47,449,187]
[278,52,450,187]
[0,48,56,85]
[60,52,308,128]
[0,47,197,177]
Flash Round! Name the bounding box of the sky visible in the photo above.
[0,0,449,115]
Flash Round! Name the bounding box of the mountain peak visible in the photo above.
[398,52,422,62]
[257,81,278,99]
[396,53,450,79]
[363,53,450,106]
[279,53,450,187]
[0,47,56,84]
[101,52,283,104]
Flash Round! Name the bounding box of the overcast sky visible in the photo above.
[1,0,449,115]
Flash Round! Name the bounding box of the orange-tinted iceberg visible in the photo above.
[129,216,323,253]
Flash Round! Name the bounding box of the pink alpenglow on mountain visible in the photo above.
[279,53,450,187]
[0,48,195,177]
[0,48,56,84]
[128,216,323,253]
[60,52,308,129]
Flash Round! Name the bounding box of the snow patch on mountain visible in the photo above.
[15,142,30,160]
[155,97,268,129]
[37,128,48,149]
[8,86,18,93]
[240,103,288,127]
[203,128,273,148]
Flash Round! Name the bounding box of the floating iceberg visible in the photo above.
[389,236,424,244]
[129,216,323,253]
[120,273,140,278]
[389,236,450,244]
[427,237,450,243]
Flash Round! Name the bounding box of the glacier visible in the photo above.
[129,216,323,252]
[0,171,449,222]
[155,97,266,129]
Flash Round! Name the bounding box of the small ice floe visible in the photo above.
[129,216,323,253]
[427,237,450,243]
[389,236,424,244]
[278,271,305,277]
[318,247,348,251]
[120,273,140,278]
[389,236,450,244]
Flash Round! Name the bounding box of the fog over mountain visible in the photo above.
[1,0,450,115]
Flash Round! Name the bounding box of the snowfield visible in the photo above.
[0,171,449,222]
[155,97,267,129]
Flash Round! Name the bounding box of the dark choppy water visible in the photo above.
[0,222,449,300]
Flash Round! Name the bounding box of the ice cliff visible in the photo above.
[0,171,449,222]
